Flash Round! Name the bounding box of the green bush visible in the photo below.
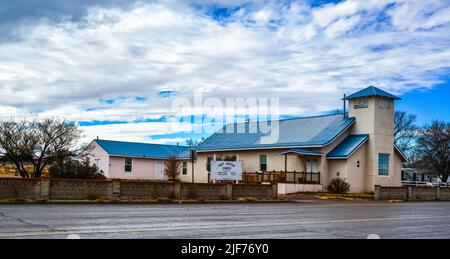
[327,177,351,194]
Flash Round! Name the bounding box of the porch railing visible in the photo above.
[241,171,320,184]
[207,171,320,184]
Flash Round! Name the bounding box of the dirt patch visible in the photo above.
[0,173,19,178]
[283,192,374,201]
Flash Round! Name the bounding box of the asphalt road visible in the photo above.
[1,201,450,239]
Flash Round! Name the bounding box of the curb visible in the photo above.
[0,199,291,205]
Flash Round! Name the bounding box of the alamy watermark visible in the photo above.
[170,90,280,144]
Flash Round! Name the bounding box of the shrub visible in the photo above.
[327,177,351,194]
[49,159,106,180]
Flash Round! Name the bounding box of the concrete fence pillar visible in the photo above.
[112,179,121,198]
[374,185,381,200]
[407,186,413,201]
[272,184,278,199]
[226,184,233,200]
[40,178,50,201]
[436,187,441,201]
[174,182,181,200]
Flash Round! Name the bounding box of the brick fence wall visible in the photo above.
[0,178,41,200]
[0,178,277,201]
[374,185,450,201]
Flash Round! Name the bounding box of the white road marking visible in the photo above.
[1,215,450,238]
[367,234,381,239]
[66,234,81,239]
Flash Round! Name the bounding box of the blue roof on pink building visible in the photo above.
[95,139,190,159]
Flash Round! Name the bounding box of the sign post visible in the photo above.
[190,150,197,183]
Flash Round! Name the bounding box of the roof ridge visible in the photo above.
[275,113,350,122]
[345,85,401,100]
[95,139,188,148]
[225,113,352,127]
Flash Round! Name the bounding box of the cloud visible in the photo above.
[388,0,450,31]
[80,121,192,144]
[0,0,450,143]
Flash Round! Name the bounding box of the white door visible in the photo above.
[155,161,164,180]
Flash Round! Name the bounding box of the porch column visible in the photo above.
[303,155,307,184]
[284,154,287,172]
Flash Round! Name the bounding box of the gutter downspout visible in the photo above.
[343,94,347,118]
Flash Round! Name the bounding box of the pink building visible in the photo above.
[87,139,190,180]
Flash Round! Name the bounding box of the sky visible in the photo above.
[0,0,449,145]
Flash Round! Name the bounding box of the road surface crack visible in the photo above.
[0,212,56,232]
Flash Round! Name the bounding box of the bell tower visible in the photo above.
[345,86,401,190]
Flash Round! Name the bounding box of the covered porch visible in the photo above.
[242,149,322,184]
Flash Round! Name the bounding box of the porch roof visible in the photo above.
[279,149,323,156]
[327,134,369,159]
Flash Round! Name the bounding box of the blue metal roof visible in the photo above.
[279,149,322,156]
[196,114,355,151]
[95,139,190,159]
[344,86,401,100]
[327,134,369,159]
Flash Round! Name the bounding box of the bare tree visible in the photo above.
[394,111,418,159]
[164,154,182,181]
[186,137,206,147]
[416,121,450,182]
[0,118,82,178]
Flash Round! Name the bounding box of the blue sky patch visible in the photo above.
[158,90,176,97]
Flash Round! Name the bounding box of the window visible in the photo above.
[217,155,237,161]
[259,155,267,171]
[306,159,319,172]
[182,161,188,175]
[312,159,319,172]
[378,153,389,176]
[377,99,390,109]
[95,159,100,168]
[354,97,368,109]
[306,159,311,172]
[207,156,214,172]
[124,158,132,172]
